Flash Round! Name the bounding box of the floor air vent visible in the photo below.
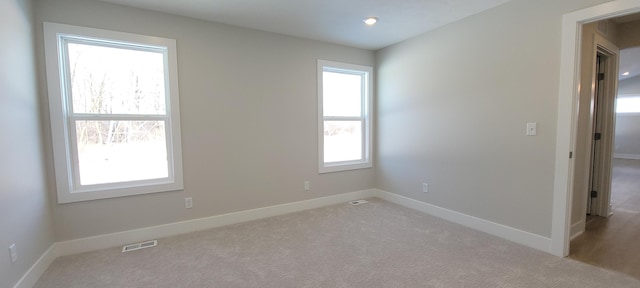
[349,200,368,206]
[122,240,157,252]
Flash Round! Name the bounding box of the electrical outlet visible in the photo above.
[304,181,310,191]
[185,197,193,209]
[9,244,17,263]
[422,183,429,193]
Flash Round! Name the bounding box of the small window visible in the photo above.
[44,22,183,203]
[318,60,372,173]
[616,95,640,114]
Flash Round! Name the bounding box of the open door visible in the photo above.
[587,36,619,217]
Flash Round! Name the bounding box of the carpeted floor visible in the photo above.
[35,198,640,288]
[570,158,640,279]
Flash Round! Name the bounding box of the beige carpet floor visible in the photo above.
[35,198,640,288]
[570,158,640,279]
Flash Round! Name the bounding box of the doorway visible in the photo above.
[552,0,640,258]
[565,26,619,242]
[570,158,640,278]
[570,41,640,278]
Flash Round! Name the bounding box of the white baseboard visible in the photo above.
[13,245,57,288]
[613,153,640,160]
[570,220,585,240]
[55,189,375,256]
[373,189,553,253]
[14,190,375,287]
[16,188,558,287]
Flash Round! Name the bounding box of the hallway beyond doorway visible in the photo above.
[570,158,640,279]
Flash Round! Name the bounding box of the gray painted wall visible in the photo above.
[0,0,55,287]
[375,0,612,237]
[619,74,640,94]
[618,20,640,49]
[34,0,375,241]
[615,115,640,156]
[615,76,640,157]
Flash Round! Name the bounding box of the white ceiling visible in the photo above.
[99,0,512,50]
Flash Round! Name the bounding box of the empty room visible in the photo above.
[3,0,640,287]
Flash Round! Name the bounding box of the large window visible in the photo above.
[616,95,640,115]
[44,22,183,203]
[318,60,372,173]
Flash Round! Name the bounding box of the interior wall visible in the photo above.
[34,0,375,241]
[614,114,640,157]
[615,76,640,157]
[375,0,612,238]
[614,20,640,159]
[618,75,640,94]
[0,0,55,287]
[617,19,640,49]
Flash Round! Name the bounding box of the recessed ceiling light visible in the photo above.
[363,17,378,26]
[623,72,630,76]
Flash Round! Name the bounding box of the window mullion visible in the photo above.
[70,114,168,121]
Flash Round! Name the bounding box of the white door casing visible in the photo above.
[553,0,640,257]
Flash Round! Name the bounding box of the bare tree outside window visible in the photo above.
[67,42,169,185]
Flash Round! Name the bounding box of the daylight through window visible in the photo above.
[318,60,372,173]
[616,96,640,114]
[44,23,183,203]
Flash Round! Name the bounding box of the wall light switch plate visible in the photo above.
[526,122,537,136]
[9,244,17,263]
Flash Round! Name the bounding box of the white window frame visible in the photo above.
[43,22,184,203]
[317,60,373,173]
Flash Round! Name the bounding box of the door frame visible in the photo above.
[588,39,618,218]
[552,0,640,257]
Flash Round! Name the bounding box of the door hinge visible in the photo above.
[569,151,573,159]
[591,190,598,198]
[594,132,602,141]
[598,73,605,81]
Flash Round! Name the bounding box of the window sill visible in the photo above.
[57,180,183,204]
[319,161,372,173]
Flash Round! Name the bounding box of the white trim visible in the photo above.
[52,189,554,257]
[614,153,640,160]
[554,0,640,257]
[16,189,564,285]
[12,245,58,288]
[14,190,376,285]
[55,189,375,256]
[570,220,585,240]
[374,189,552,253]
